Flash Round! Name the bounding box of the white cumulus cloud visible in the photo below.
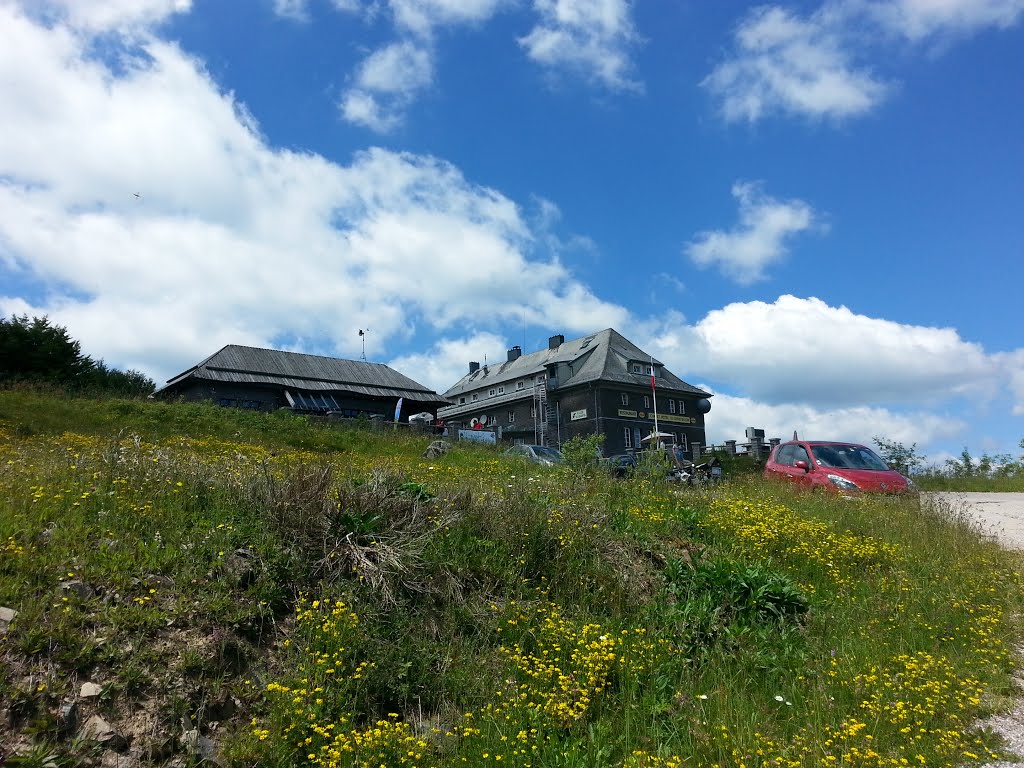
[30,0,191,32]
[997,349,1024,416]
[272,0,364,21]
[341,41,434,132]
[357,41,434,93]
[337,0,640,130]
[337,1,510,131]
[634,296,1022,456]
[272,0,310,22]
[702,391,966,450]
[519,0,642,91]
[656,295,1000,408]
[0,3,618,383]
[703,5,888,123]
[389,0,510,37]
[388,331,509,394]
[705,0,1023,123]
[860,0,1024,40]
[685,182,818,283]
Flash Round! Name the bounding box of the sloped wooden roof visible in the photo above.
[156,344,450,406]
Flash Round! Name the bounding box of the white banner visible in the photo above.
[458,429,496,445]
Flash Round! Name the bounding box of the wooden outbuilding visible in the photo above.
[155,344,449,421]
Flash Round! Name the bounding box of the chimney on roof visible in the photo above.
[469,361,480,374]
[507,345,522,362]
[548,334,565,350]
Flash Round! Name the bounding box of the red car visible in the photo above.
[764,440,912,494]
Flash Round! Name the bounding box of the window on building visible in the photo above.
[508,410,515,424]
[623,427,632,449]
[678,400,686,414]
[516,381,524,390]
[631,363,641,373]
[488,388,496,397]
[497,386,505,394]
[472,393,478,401]
[669,400,675,414]
[459,397,466,405]
[288,391,340,412]
[643,395,650,409]
[620,393,628,405]
[677,434,688,452]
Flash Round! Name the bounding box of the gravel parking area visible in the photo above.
[925,492,1024,550]
[924,493,1024,765]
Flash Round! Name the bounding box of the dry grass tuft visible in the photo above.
[246,464,461,605]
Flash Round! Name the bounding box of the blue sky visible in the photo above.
[1,0,1022,466]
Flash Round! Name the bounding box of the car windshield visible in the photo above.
[533,446,563,462]
[811,444,889,471]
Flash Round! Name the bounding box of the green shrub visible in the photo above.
[561,432,605,476]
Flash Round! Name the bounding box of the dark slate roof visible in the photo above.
[156,345,450,405]
[443,328,710,399]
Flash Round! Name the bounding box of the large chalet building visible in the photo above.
[438,329,712,456]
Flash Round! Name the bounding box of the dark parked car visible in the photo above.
[764,440,911,494]
[603,453,638,477]
[505,444,564,466]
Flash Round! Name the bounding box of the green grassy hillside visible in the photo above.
[1,390,1022,767]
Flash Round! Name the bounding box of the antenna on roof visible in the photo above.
[358,329,369,361]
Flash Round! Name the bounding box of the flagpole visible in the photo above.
[650,356,659,445]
